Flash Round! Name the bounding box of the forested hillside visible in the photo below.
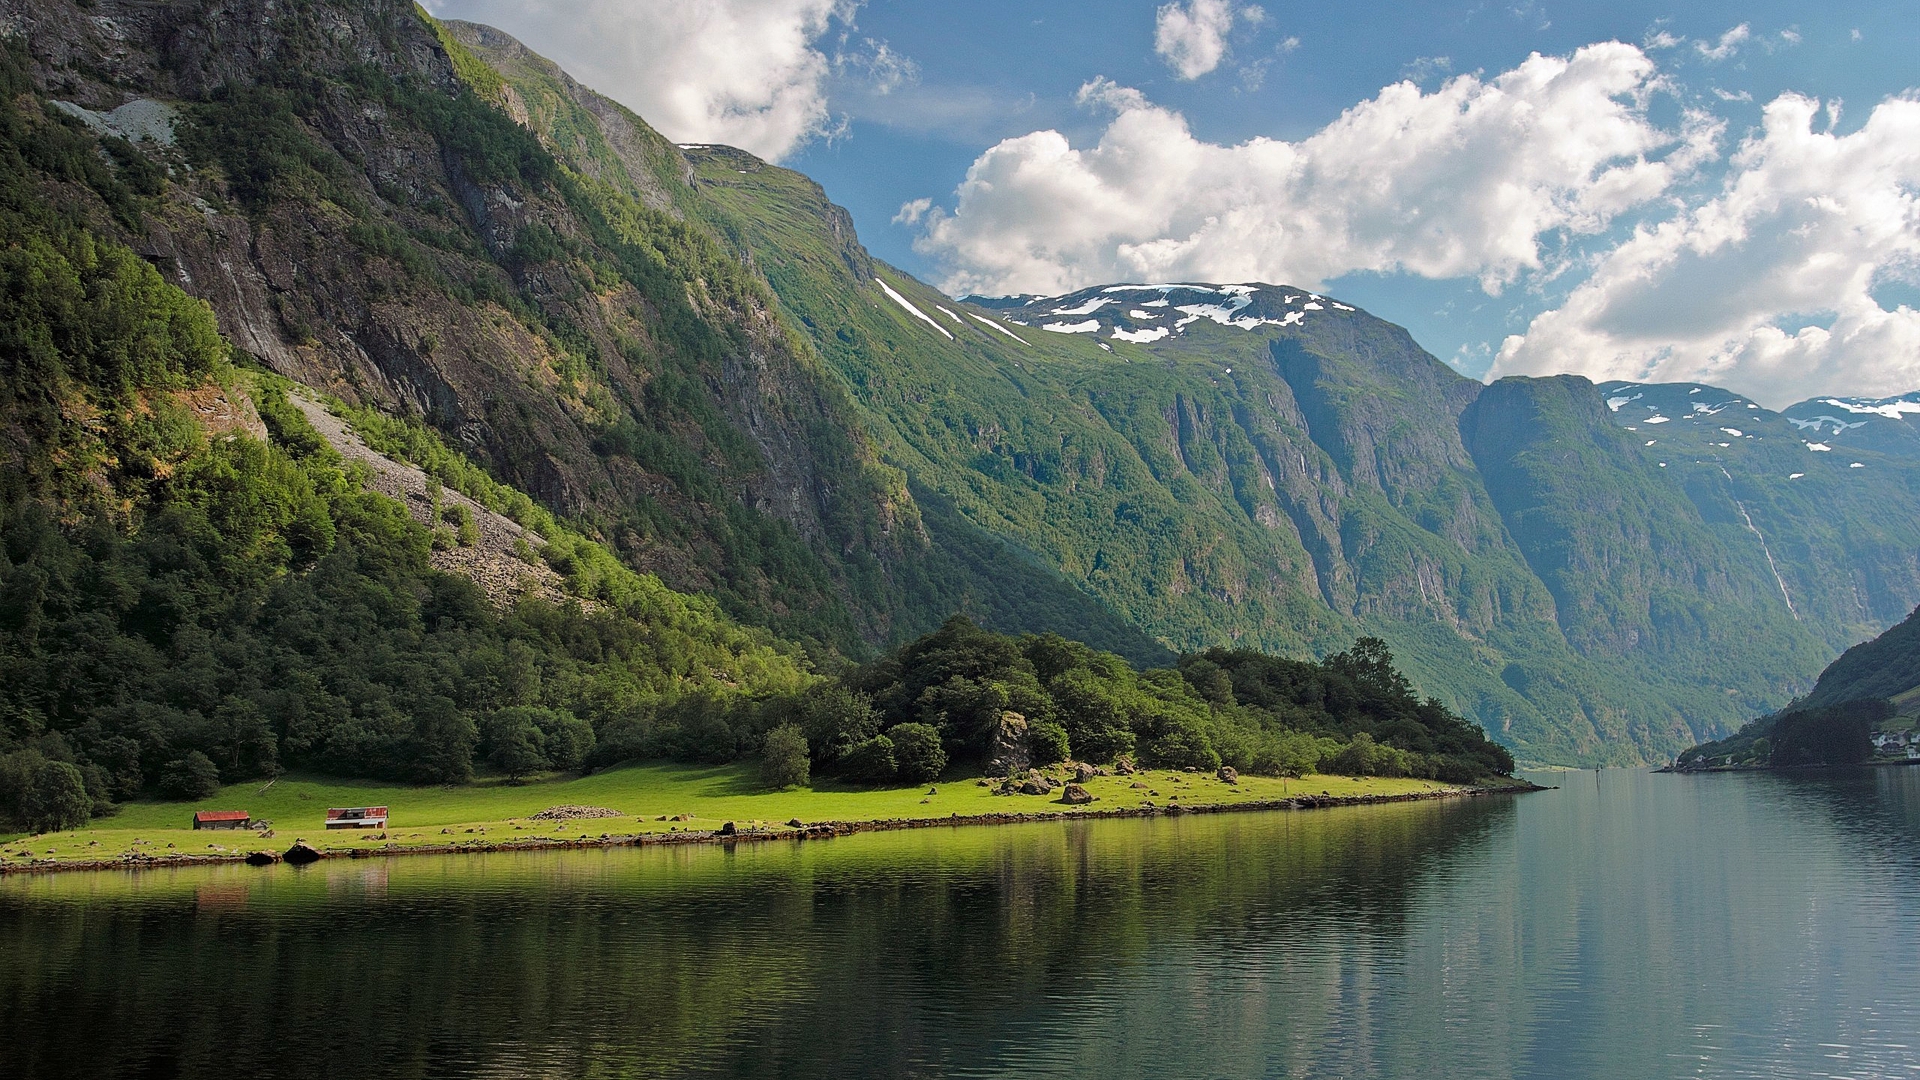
[4,0,1919,767]
[1676,602,1920,770]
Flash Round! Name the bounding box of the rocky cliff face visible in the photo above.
[1,0,1161,659]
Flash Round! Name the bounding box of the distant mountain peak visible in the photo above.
[959,282,1360,344]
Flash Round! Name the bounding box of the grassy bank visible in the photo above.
[0,762,1468,870]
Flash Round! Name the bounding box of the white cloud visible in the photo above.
[421,0,853,161]
[1696,23,1751,62]
[911,44,1708,298]
[837,38,918,96]
[1154,0,1253,80]
[1644,29,1684,51]
[1493,94,1920,407]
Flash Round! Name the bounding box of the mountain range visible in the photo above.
[5,0,1920,766]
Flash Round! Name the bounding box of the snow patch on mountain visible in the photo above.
[877,278,952,340]
[967,312,1028,344]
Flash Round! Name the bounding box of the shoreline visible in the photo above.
[1655,758,1920,774]
[0,781,1544,877]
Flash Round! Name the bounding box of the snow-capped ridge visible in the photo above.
[959,281,1361,347]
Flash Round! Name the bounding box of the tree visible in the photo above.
[760,724,809,789]
[889,723,947,784]
[841,735,897,785]
[488,715,549,783]
[539,711,596,772]
[25,761,92,833]
[157,752,222,800]
[797,685,880,765]
[1028,718,1071,766]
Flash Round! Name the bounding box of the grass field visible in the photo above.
[0,761,1468,869]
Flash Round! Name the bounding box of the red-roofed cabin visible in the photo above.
[325,806,388,830]
[193,810,251,830]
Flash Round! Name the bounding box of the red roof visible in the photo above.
[194,810,250,822]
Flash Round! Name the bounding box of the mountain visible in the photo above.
[7,0,1920,766]
[1675,601,1920,769]
[1779,392,1920,457]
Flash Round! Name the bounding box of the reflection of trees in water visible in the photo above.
[1746,765,1920,874]
[0,800,1516,1079]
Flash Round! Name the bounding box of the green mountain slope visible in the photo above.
[12,0,1920,765]
[667,144,1882,763]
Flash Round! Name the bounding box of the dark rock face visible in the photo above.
[985,711,1031,777]
[282,841,322,865]
[1018,769,1055,796]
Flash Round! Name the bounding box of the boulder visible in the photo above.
[1072,762,1097,783]
[1059,783,1094,805]
[719,821,737,836]
[1113,755,1137,775]
[985,711,1032,777]
[786,818,805,828]
[1019,769,1055,796]
[282,841,323,865]
[244,850,280,866]
[1217,766,1239,784]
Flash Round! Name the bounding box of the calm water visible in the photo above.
[4,768,1919,1079]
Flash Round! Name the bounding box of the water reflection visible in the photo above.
[2,772,1917,1079]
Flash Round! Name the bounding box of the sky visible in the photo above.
[420,1,1920,408]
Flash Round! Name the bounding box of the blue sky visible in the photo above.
[426,1,1920,406]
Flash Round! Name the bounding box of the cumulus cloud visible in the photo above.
[1493,95,1920,407]
[911,44,1711,297]
[1154,0,1259,80]
[421,0,852,161]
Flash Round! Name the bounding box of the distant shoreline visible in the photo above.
[0,781,1544,877]
[1655,758,1920,775]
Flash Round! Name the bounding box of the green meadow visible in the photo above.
[0,762,1456,868]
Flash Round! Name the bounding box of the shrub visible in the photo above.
[1027,718,1070,767]
[1143,725,1219,771]
[760,724,810,789]
[841,735,897,785]
[889,723,947,784]
[157,752,223,801]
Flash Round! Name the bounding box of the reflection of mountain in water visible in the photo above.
[0,801,1512,1078]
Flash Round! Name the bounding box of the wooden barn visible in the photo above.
[192,810,250,830]
[324,806,389,830]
